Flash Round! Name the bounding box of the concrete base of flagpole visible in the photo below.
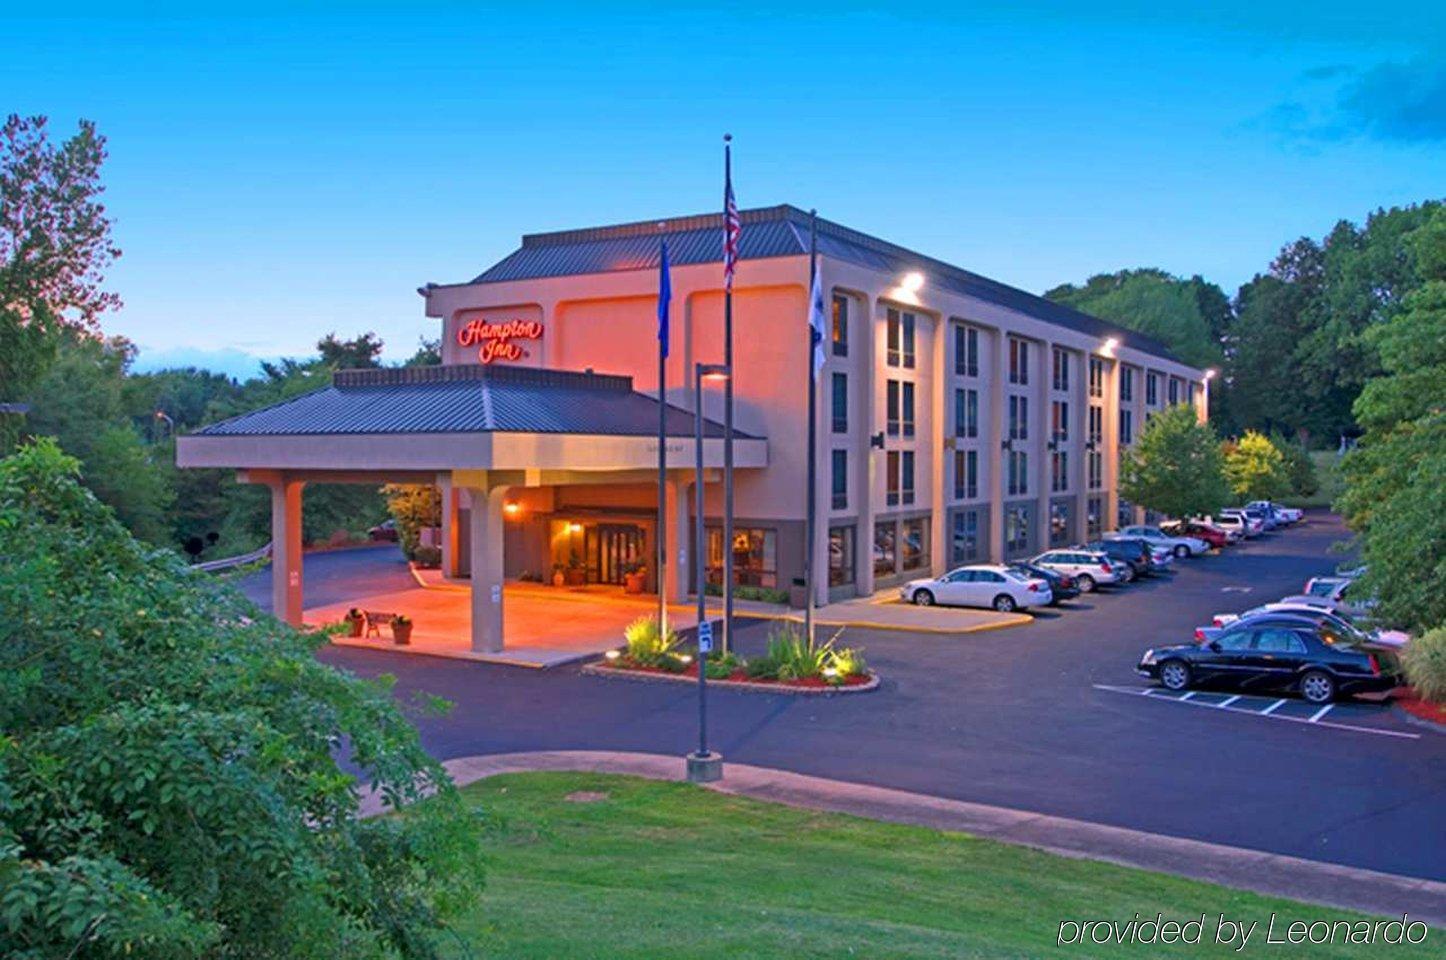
[685,751,724,783]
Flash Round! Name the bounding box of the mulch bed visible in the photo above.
[585,658,877,694]
[1396,688,1446,729]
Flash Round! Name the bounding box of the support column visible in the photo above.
[664,476,688,603]
[439,475,461,579]
[928,314,947,578]
[1103,358,1122,531]
[269,476,305,626]
[466,484,508,654]
[986,329,1007,561]
[1034,341,1052,554]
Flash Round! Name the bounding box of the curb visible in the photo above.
[405,750,1446,928]
[1393,704,1446,735]
[580,662,880,695]
[737,608,1034,636]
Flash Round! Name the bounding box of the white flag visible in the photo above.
[807,264,827,376]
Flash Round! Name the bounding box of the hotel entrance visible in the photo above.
[586,523,646,586]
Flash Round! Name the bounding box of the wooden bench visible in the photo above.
[363,611,398,637]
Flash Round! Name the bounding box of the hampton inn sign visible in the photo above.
[177,204,1207,655]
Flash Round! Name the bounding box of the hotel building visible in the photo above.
[178,204,1209,653]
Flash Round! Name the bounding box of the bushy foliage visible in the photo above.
[1118,405,1230,519]
[0,440,484,959]
[1401,627,1446,704]
[1045,269,1227,370]
[382,484,442,561]
[1222,431,1291,502]
[622,615,680,666]
[1270,433,1319,498]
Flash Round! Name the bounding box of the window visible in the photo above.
[1052,347,1070,392]
[1188,381,1198,405]
[830,372,848,433]
[873,521,896,577]
[951,510,981,564]
[1009,395,1029,441]
[831,449,847,510]
[902,382,915,437]
[886,380,900,436]
[1216,627,1255,652]
[886,451,899,506]
[1146,372,1159,406]
[1050,500,1071,546]
[1168,377,1180,405]
[705,527,777,588]
[1008,450,1029,496]
[901,451,915,505]
[1051,450,1069,492]
[1119,408,1134,446]
[828,526,855,586]
[954,448,978,500]
[901,517,928,571]
[954,388,978,438]
[955,324,979,377]
[1087,450,1103,490]
[1051,400,1069,443]
[1008,337,1029,385]
[831,295,849,356]
[1005,503,1032,556]
[1120,367,1134,402]
[1087,495,1104,540]
[1254,629,1307,654]
[1088,356,1105,399]
[886,309,915,368]
[1087,405,1103,444]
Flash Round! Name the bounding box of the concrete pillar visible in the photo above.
[663,476,688,602]
[985,328,1007,561]
[439,475,461,578]
[467,484,508,653]
[1034,341,1052,554]
[269,476,305,626]
[1071,348,1090,543]
[857,294,880,597]
[928,313,947,578]
[1103,357,1121,531]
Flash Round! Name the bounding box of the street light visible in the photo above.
[154,410,174,441]
[689,362,729,784]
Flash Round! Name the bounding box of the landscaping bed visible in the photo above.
[584,657,878,694]
[1396,688,1446,730]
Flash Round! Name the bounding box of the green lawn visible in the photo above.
[443,772,1436,958]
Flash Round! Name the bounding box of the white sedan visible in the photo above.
[1110,525,1210,558]
[901,564,1052,613]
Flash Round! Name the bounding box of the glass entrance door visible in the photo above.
[586,524,646,585]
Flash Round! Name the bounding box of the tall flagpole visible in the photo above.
[805,210,819,643]
[722,135,736,655]
[656,233,669,636]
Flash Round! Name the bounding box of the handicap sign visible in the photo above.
[696,620,713,653]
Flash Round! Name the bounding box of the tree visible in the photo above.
[383,484,442,561]
[1045,269,1226,370]
[318,330,384,369]
[405,336,442,367]
[1269,432,1319,499]
[1,115,121,441]
[1118,404,1230,519]
[0,439,484,957]
[1222,431,1291,502]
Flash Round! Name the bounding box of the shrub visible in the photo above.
[1401,626,1446,704]
[704,652,741,680]
[623,615,679,666]
[759,622,834,680]
[412,544,442,568]
[826,645,868,680]
[0,440,484,958]
[702,583,790,604]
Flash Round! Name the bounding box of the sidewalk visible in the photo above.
[387,750,1446,927]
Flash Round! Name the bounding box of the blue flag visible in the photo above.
[657,239,671,358]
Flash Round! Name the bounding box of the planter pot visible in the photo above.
[623,573,645,594]
[566,568,587,586]
[345,616,365,638]
[552,571,566,587]
[391,622,413,645]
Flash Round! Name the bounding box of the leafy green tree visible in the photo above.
[1269,432,1318,498]
[405,336,442,367]
[383,484,442,560]
[1222,431,1291,502]
[0,439,484,958]
[1045,269,1226,370]
[1338,211,1446,632]
[1118,405,1230,519]
[318,330,384,369]
[1,115,120,445]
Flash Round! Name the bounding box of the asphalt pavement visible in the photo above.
[252,516,1446,882]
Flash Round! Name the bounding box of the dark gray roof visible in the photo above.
[191,365,753,439]
[469,204,1183,365]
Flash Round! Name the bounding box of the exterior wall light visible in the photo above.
[503,501,521,517]
[1204,368,1218,380]
[1102,337,1119,358]
[901,271,925,294]
[567,522,584,534]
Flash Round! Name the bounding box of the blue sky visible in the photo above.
[7,2,1445,377]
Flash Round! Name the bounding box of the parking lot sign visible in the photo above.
[697,620,713,653]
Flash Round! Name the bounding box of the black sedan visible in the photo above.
[1137,614,1402,704]
[1007,562,1080,604]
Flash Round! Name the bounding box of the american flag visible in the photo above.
[723,143,739,292]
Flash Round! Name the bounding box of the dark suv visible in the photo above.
[1084,538,1158,581]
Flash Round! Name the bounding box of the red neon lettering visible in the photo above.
[456,318,543,364]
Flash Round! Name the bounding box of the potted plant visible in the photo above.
[343,608,365,637]
[551,566,566,587]
[566,551,587,586]
[622,561,647,594]
[390,614,413,645]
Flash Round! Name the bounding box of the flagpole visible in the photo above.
[656,233,669,637]
[805,210,819,644]
[721,135,736,655]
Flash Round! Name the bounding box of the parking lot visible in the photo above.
[311,510,1446,883]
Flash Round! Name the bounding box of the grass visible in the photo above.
[441,773,1437,958]
[1281,450,1345,510]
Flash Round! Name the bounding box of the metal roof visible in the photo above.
[191,365,753,439]
[470,204,1183,365]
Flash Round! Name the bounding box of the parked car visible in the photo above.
[901,564,1052,612]
[1209,602,1409,649]
[1161,519,1236,548]
[1278,589,1379,623]
[1027,549,1121,593]
[1112,524,1210,558]
[1084,538,1159,580]
[1216,509,1265,537]
[1208,513,1256,539]
[1248,500,1303,525]
[368,518,399,542]
[1137,614,1403,704]
[1007,562,1081,604]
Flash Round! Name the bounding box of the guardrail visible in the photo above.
[192,542,272,573]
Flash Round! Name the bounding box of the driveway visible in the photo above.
[304,515,1445,883]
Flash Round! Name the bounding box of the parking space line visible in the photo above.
[1180,691,1196,701]
[1308,704,1334,723]
[1092,684,1420,740]
[1216,695,1241,708]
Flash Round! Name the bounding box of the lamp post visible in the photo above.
[688,362,729,783]
[154,410,175,441]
